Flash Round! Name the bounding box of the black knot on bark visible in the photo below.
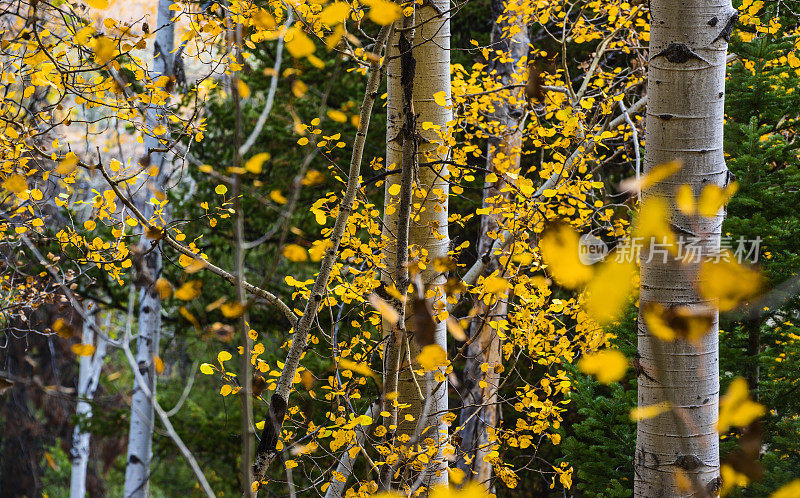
[653,43,703,64]
[674,454,703,471]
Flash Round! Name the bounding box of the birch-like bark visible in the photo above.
[458,0,527,486]
[634,1,736,495]
[382,0,452,488]
[69,305,108,498]
[123,2,175,495]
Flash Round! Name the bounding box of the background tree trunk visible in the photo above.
[458,0,528,488]
[383,0,453,489]
[635,0,736,495]
[123,1,175,495]
[69,305,107,498]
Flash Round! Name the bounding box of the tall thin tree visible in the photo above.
[69,304,108,498]
[382,0,453,488]
[123,1,176,495]
[635,0,737,495]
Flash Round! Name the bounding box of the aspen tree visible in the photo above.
[69,306,107,498]
[635,0,737,495]
[123,1,176,495]
[382,0,453,487]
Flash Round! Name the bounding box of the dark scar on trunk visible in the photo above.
[652,43,707,64]
[712,12,739,43]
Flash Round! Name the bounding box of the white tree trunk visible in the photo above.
[69,305,108,498]
[123,1,175,495]
[383,0,452,490]
[635,1,736,495]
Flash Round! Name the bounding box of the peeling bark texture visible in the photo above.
[457,0,528,488]
[634,1,735,496]
[69,306,108,498]
[123,1,174,496]
[383,0,452,489]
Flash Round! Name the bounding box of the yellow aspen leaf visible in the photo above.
[433,91,448,107]
[56,152,79,175]
[52,319,76,338]
[179,306,201,330]
[218,350,233,364]
[301,369,314,389]
[445,317,467,341]
[697,183,738,217]
[675,184,696,215]
[286,27,315,58]
[174,280,202,300]
[320,2,351,25]
[214,184,228,195]
[86,0,110,8]
[153,355,164,374]
[301,170,325,186]
[285,460,298,469]
[629,401,672,421]
[327,109,348,123]
[292,80,308,98]
[717,377,765,433]
[634,197,676,253]
[220,384,233,396]
[237,79,251,98]
[44,452,59,471]
[83,220,96,231]
[251,8,276,29]
[387,183,401,196]
[155,278,173,299]
[622,159,682,193]
[221,301,246,318]
[72,343,96,357]
[482,275,510,295]
[698,254,763,311]
[309,239,332,261]
[363,0,402,25]
[200,363,215,375]
[539,223,594,289]
[417,344,447,371]
[312,207,327,225]
[93,36,116,65]
[583,253,636,324]
[283,243,309,262]
[367,293,400,326]
[182,257,207,273]
[270,189,288,204]
[642,302,713,343]
[244,152,270,174]
[338,359,379,380]
[577,350,627,384]
[720,464,750,496]
[770,480,800,498]
[4,126,19,139]
[297,136,310,146]
[3,174,27,194]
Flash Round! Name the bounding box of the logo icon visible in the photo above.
[579,233,609,265]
